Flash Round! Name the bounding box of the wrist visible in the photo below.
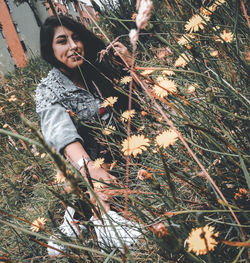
[77,157,92,171]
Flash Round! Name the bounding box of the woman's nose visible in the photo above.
[69,38,77,50]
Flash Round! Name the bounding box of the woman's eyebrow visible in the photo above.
[55,34,67,39]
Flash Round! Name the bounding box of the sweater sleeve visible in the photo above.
[35,77,84,154]
[37,103,84,154]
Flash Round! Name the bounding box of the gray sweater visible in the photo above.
[35,67,110,155]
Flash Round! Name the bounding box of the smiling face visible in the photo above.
[52,26,84,69]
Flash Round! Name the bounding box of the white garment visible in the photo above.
[91,210,142,250]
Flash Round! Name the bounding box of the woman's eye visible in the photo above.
[57,39,67,44]
[73,35,80,41]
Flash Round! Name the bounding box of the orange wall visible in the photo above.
[0,0,27,68]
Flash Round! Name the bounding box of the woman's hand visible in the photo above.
[113,41,133,67]
[80,162,119,214]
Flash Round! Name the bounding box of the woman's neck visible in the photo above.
[60,67,85,89]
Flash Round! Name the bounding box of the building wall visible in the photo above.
[0,31,16,72]
[9,1,41,57]
[0,0,27,73]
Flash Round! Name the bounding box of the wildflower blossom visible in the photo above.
[177,34,195,46]
[55,170,66,183]
[215,30,234,43]
[155,47,172,59]
[103,125,116,135]
[131,12,137,21]
[200,5,217,16]
[120,76,132,84]
[93,158,105,168]
[151,222,168,238]
[102,96,118,107]
[121,109,136,122]
[210,50,219,57]
[121,109,135,121]
[121,134,150,157]
[40,153,46,158]
[162,69,175,76]
[174,53,191,67]
[234,188,248,200]
[141,69,155,76]
[187,84,198,94]
[155,129,178,148]
[186,225,219,256]
[214,0,226,6]
[30,217,47,232]
[136,0,153,30]
[8,95,17,102]
[141,110,147,116]
[185,14,210,33]
[3,123,8,128]
[153,79,177,98]
[212,26,221,32]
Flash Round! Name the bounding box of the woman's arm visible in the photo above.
[64,141,117,213]
[36,101,113,213]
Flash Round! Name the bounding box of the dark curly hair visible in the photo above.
[40,15,139,111]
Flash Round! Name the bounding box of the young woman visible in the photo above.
[36,15,141,255]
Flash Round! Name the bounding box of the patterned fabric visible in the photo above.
[35,67,110,158]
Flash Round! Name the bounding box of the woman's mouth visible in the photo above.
[70,54,82,60]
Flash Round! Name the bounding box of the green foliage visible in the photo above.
[0,1,250,262]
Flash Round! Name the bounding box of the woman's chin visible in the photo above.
[68,60,84,69]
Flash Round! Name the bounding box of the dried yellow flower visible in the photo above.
[30,217,47,232]
[177,34,195,46]
[102,97,118,108]
[214,0,226,6]
[174,53,191,67]
[121,134,150,157]
[187,84,198,94]
[200,4,217,16]
[103,125,116,135]
[121,109,136,122]
[215,30,234,43]
[186,225,219,256]
[162,69,175,76]
[155,129,178,148]
[93,158,105,168]
[153,79,177,98]
[210,50,219,57]
[185,14,210,33]
[55,170,66,183]
[8,95,17,102]
[120,76,132,84]
[40,153,46,158]
[141,69,155,76]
